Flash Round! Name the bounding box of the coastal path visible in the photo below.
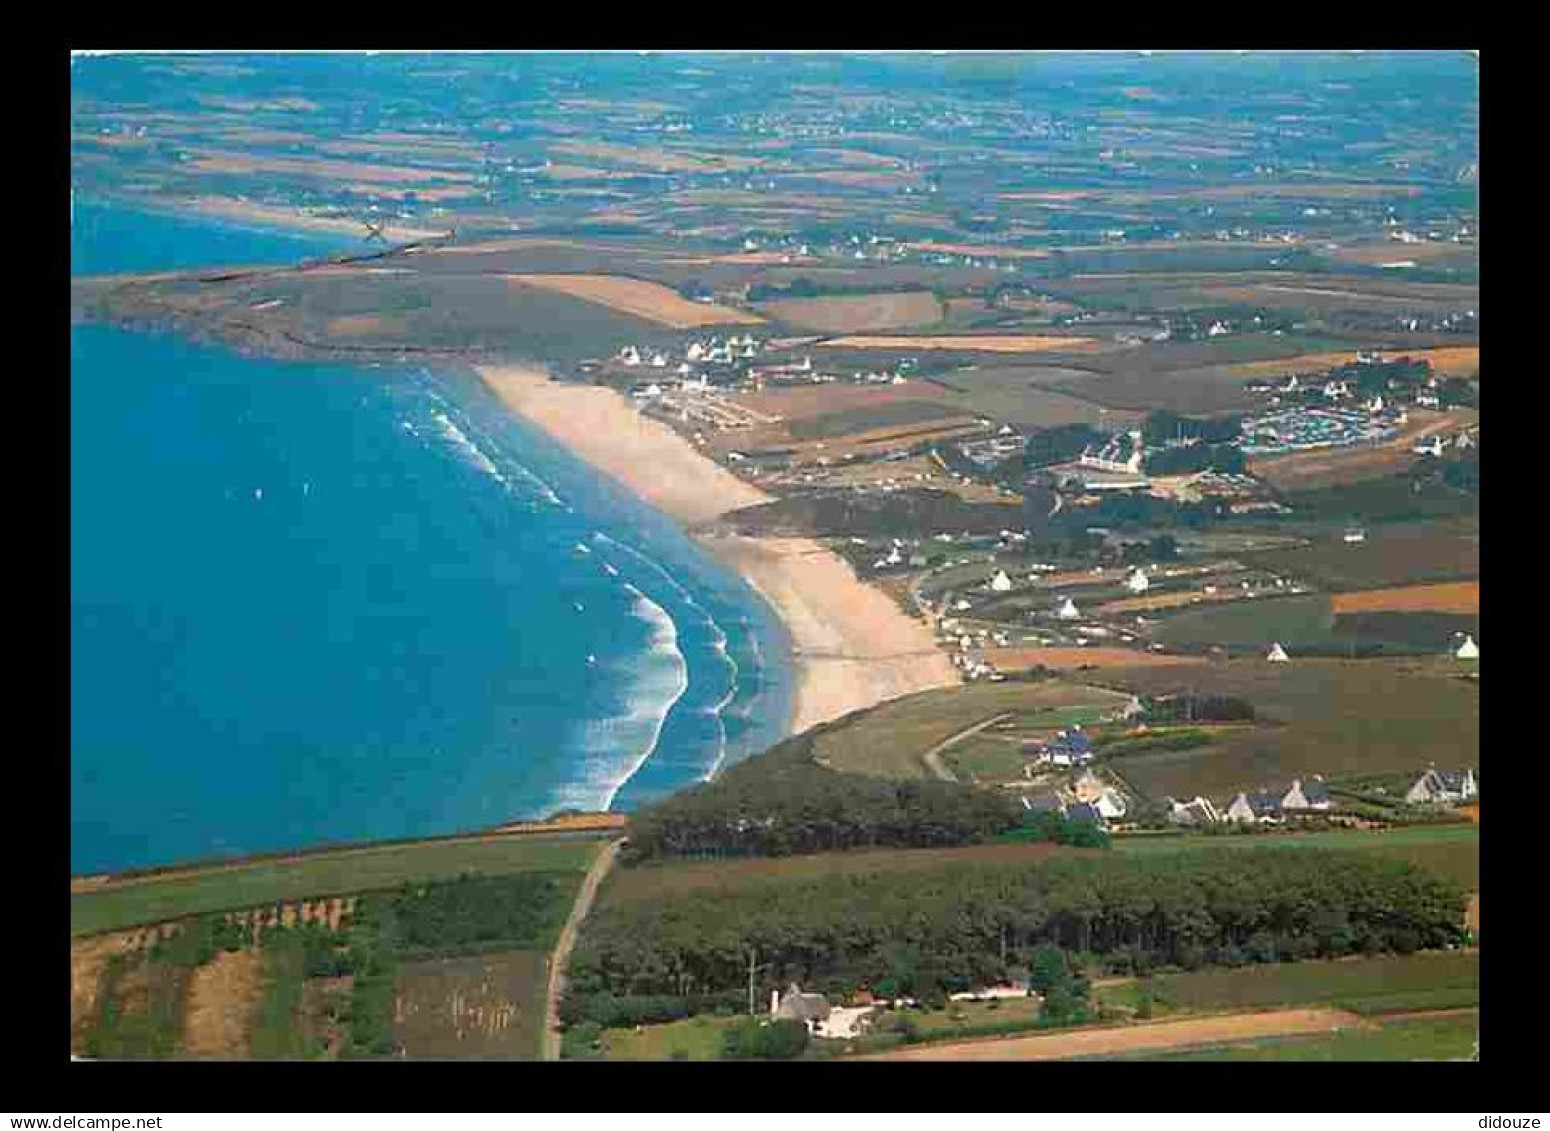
[920,712,1016,782]
[854,1007,1368,1061]
[542,837,624,1060]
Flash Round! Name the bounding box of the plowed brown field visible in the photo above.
[506,274,761,328]
[1331,581,1479,615]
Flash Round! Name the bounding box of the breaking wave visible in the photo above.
[591,531,745,782]
[406,373,566,508]
[546,584,690,813]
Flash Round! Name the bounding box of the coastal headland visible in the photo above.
[474,364,960,735]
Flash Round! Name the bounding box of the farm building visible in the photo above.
[771,984,832,1034]
[1225,791,1284,824]
[1065,801,1107,828]
[1404,768,1478,807]
[1279,777,1334,812]
[1166,796,1223,826]
[1027,729,1094,768]
[1080,429,1146,475]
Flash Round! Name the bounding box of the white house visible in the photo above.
[1125,568,1150,594]
[1404,768,1477,806]
[1266,642,1290,662]
[1225,791,1283,824]
[1056,597,1081,620]
[1455,634,1479,660]
[1167,796,1222,826]
[990,570,1013,592]
[770,984,832,1035]
[1279,777,1333,812]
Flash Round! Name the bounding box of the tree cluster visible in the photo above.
[569,849,1465,1015]
[1143,442,1247,477]
[621,734,1025,864]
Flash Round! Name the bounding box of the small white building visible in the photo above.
[1454,634,1480,660]
[1125,568,1150,594]
[1056,597,1081,620]
[1266,642,1290,662]
[1405,767,1477,806]
[990,570,1013,593]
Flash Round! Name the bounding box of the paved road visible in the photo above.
[541,838,623,1061]
[920,712,1016,782]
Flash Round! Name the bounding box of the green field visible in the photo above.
[1084,658,1478,802]
[72,833,607,937]
[606,841,1088,905]
[1113,824,1478,888]
[812,680,1129,780]
[1151,593,1339,650]
[1239,524,1478,591]
[598,1013,742,1061]
[1125,1011,1477,1061]
[1096,950,1478,1018]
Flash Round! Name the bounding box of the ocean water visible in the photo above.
[70,200,793,873]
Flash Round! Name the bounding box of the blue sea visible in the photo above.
[70,199,794,874]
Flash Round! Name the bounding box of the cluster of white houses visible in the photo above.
[1164,767,1477,826]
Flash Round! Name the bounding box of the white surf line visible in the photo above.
[598,582,691,811]
[591,531,741,779]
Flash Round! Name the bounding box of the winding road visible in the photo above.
[921,711,1016,782]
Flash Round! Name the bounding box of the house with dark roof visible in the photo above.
[1404,767,1478,806]
[1065,801,1106,827]
[1280,777,1333,812]
[1225,790,1283,824]
[1167,796,1223,826]
[1030,728,1094,768]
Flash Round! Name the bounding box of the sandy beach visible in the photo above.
[188,195,452,244]
[474,364,959,735]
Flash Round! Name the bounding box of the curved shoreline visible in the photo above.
[473,364,960,737]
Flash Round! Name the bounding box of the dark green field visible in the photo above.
[1239,525,1478,590]
[1113,825,1478,888]
[1115,1011,1477,1061]
[1086,658,1478,801]
[72,833,607,937]
[1151,593,1338,650]
[1097,949,1478,1017]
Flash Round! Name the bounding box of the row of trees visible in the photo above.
[621,734,1025,863]
[568,849,1465,1014]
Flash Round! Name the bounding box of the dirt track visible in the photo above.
[542,839,623,1060]
[856,1007,1368,1060]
